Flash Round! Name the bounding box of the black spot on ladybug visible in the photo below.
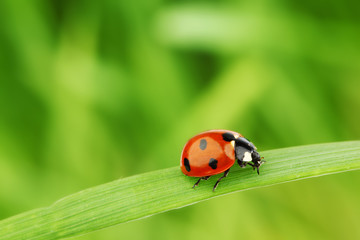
[184,158,191,172]
[199,139,207,150]
[222,132,235,142]
[208,158,218,169]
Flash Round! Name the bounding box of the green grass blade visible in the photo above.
[1,141,360,240]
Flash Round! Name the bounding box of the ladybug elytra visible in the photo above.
[180,130,264,191]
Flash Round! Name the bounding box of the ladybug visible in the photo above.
[180,130,264,191]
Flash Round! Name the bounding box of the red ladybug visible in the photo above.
[180,130,264,191]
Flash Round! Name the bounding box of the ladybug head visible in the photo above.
[234,138,265,174]
[251,151,265,175]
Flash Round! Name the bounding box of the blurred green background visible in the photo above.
[1,0,360,239]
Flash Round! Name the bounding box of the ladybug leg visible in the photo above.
[192,178,201,188]
[247,162,260,174]
[193,176,210,189]
[237,159,247,168]
[247,162,255,170]
[213,169,230,191]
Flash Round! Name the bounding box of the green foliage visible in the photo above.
[1,141,359,239]
[0,0,360,239]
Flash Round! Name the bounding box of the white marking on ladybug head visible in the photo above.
[234,134,240,139]
[230,140,235,148]
[243,151,252,162]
